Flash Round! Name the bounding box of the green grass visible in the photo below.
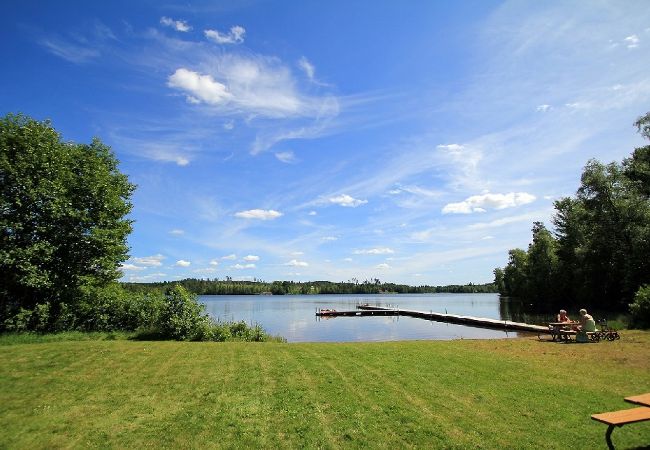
[1,333,649,449]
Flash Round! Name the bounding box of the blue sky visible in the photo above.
[3,1,649,285]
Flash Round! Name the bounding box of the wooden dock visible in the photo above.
[316,305,550,334]
[316,309,399,317]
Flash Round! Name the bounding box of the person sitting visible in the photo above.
[575,308,596,342]
[556,309,571,323]
[577,308,596,332]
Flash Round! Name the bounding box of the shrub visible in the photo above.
[157,285,211,340]
[629,284,650,329]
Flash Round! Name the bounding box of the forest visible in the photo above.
[122,278,498,296]
[494,113,650,327]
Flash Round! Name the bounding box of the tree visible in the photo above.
[493,267,505,294]
[503,248,528,297]
[0,114,135,324]
[525,222,558,303]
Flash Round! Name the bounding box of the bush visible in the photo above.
[156,285,211,341]
[1,282,284,342]
[629,284,650,329]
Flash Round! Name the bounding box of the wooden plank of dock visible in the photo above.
[355,305,550,333]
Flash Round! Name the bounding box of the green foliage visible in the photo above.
[525,222,558,302]
[496,112,650,311]
[629,285,650,329]
[502,248,528,297]
[156,285,211,341]
[0,113,135,328]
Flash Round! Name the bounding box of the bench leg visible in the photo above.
[605,424,616,450]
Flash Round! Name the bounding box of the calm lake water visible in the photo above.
[199,293,549,342]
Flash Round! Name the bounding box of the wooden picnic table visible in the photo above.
[548,322,577,341]
[625,393,650,407]
[592,393,650,449]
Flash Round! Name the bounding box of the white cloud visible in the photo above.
[223,120,235,130]
[169,229,185,235]
[442,192,536,214]
[298,56,315,80]
[436,144,464,153]
[234,209,283,220]
[308,211,317,216]
[322,236,338,241]
[624,34,640,49]
[120,263,146,271]
[285,259,309,267]
[275,151,296,163]
[222,254,237,260]
[160,17,192,32]
[204,26,246,44]
[126,273,167,282]
[168,68,232,105]
[131,254,165,267]
[328,194,368,207]
[209,259,220,266]
[243,255,260,261]
[375,263,391,270]
[175,259,191,267]
[343,258,353,262]
[536,104,551,112]
[291,251,304,256]
[232,263,256,269]
[354,247,395,255]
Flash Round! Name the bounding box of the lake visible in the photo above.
[199,293,549,342]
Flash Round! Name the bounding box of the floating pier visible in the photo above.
[316,305,550,334]
[315,308,400,317]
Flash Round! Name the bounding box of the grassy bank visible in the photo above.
[1,333,649,449]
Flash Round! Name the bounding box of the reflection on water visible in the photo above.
[199,293,550,343]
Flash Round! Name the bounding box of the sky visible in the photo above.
[2,1,650,285]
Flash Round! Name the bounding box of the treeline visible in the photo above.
[122,278,498,296]
[494,113,650,327]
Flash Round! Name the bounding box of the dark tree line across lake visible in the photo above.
[122,279,498,296]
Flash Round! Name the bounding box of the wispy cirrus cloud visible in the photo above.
[39,21,115,64]
[298,56,315,80]
[40,39,100,63]
[275,151,297,163]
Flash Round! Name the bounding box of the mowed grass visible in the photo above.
[1,333,649,449]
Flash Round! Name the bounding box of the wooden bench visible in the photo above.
[591,406,650,449]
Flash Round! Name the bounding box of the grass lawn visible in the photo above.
[1,332,649,449]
